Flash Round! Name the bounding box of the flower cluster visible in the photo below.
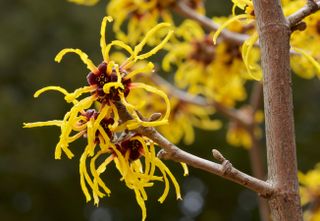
[163,20,257,107]
[288,1,320,79]
[69,0,204,45]
[159,97,221,145]
[67,0,264,151]
[25,0,320,219]
[214,0,320,80]
[24,16,185,221]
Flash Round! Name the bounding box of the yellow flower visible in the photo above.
[214,0,320,80]
[24,16,182,221]
[213,0,254,44]
[290,10,320,79]
[160,97,221,145]
[212,4,262,81]
[107,0,204,45]
[67,0,204,45]
[232,0,254,15]
[163,20,252,107]
[299,165,320,221]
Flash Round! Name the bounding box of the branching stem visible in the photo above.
[114,101,274,197]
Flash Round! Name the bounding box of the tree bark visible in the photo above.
[252,0,303,220]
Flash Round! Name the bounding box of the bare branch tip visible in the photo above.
[212,149,226,163]
[291,21,307,32]
[149,112,162,122]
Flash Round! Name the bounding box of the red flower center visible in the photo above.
[86,62,131,104]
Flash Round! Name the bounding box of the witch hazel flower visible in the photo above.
[24,16,185,221]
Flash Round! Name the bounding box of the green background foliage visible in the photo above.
[0,0,319,220]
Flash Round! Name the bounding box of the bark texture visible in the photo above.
[252,0,303,220]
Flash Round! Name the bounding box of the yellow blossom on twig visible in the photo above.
[163,20,254,107]
[24,16,182,221]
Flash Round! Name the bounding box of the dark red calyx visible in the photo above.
[86,62,132,104]
[86,62,108,86]
[190,35,215,65]
[81,109,115,141]
[224,43,241,65]
[100,118,115,139]
[117,137,144,161]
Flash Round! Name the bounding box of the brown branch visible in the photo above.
[151,77,270,220]
[173,0,317,56]
[253,0,303,219]
[143,127,273,197]
[248,134,270,221]
[114,101,274,197]
[173,0,249,45]
[249,82,263,114]
[150,74,209,106]
[287,0,320,28]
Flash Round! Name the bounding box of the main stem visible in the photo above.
[252,0,303,220]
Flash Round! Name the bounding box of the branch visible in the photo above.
[114,101,274,197]
[247,82,264,179]
[287,0,320,28]
[249,82,263,114]
[245,82,270,221]
[173,0,249,45]
[150,74,208,106]
[173,0,316,55]
[144,128,273,197]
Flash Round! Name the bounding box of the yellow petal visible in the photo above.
[129,83,171,128]
[124,62,154,80]
[293,47,320,78]
[133,23,173,61]
[105,40,134,62]
[55,48,98,73]
[213,14,250,44]
[180,162,189,176]
[34,86,69,98]
[23,120,63,128]
[241,32,262,80]
[68,0,100,6]
[100,16,113,61]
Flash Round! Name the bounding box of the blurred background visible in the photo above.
[1,0,320,220]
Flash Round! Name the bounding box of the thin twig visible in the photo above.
[114,101,274,197]
[145,127,273,197]
[173,0,249,45]
[174,0,319,54]
[246,82,270,221]
[287,0,320,28]
[249,82,263,114]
